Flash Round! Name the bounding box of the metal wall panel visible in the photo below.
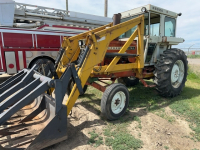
[3,33,33,48]
[0,47,3,70]
[36,35,60,48]
[18,51,24,70]
[0,1,15,27]
[5,51,17,74]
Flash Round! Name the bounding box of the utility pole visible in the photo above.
[104,0,108,17]
[66,0,68,13]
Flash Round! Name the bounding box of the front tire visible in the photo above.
[101,83,129,120]
[154,49,188,97]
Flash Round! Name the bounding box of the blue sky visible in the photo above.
[16,0,200,49]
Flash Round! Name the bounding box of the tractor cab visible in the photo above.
[119,4,184,65]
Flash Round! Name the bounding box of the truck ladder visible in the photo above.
[0,0,112,29]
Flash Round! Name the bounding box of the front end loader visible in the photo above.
[0,14,145,149]
[0,4,188,149]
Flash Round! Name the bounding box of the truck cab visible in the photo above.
[119,4,184,66]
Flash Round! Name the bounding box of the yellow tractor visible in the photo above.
[0,4,187,149]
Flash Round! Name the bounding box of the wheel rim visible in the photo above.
[171,60,185,88]
[111,91,126,114]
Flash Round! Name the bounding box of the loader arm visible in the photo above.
[0,14,144,149]
[56,23,113,77]
[59,15,144,115]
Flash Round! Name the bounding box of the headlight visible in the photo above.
[141,7,147,13]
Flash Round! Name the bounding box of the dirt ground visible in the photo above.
[0,59,200,150]
[46,102,200,150]
[188,58,200,65]
[0,74,11,84]
[188,58,200,73]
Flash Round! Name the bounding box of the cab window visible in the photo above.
[149,13,160,36]
[119,13,149,38]
[165,16,176,37]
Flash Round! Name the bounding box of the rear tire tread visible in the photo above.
[154,48,188,97]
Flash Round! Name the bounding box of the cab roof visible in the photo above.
[121,4,179,19]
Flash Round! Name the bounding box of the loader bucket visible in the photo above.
[0,94,67,149]
[0,63,79,149]
[0,61,84,149]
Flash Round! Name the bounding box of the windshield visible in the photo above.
[119,13,149,39]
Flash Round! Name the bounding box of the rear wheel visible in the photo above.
[101,83,129,120]
[154,49,188,97]
[117,77,139,87]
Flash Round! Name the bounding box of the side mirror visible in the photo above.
[177,13,182,16]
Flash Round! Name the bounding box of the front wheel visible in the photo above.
[101,83,129,120]
[154,49,188,97]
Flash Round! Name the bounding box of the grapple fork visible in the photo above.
[0,62,84,149]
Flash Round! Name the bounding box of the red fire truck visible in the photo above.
[0,26,89,74]
[0,0,112,74]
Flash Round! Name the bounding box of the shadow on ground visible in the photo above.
[75,82,200,123]
[44,118,106,150]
